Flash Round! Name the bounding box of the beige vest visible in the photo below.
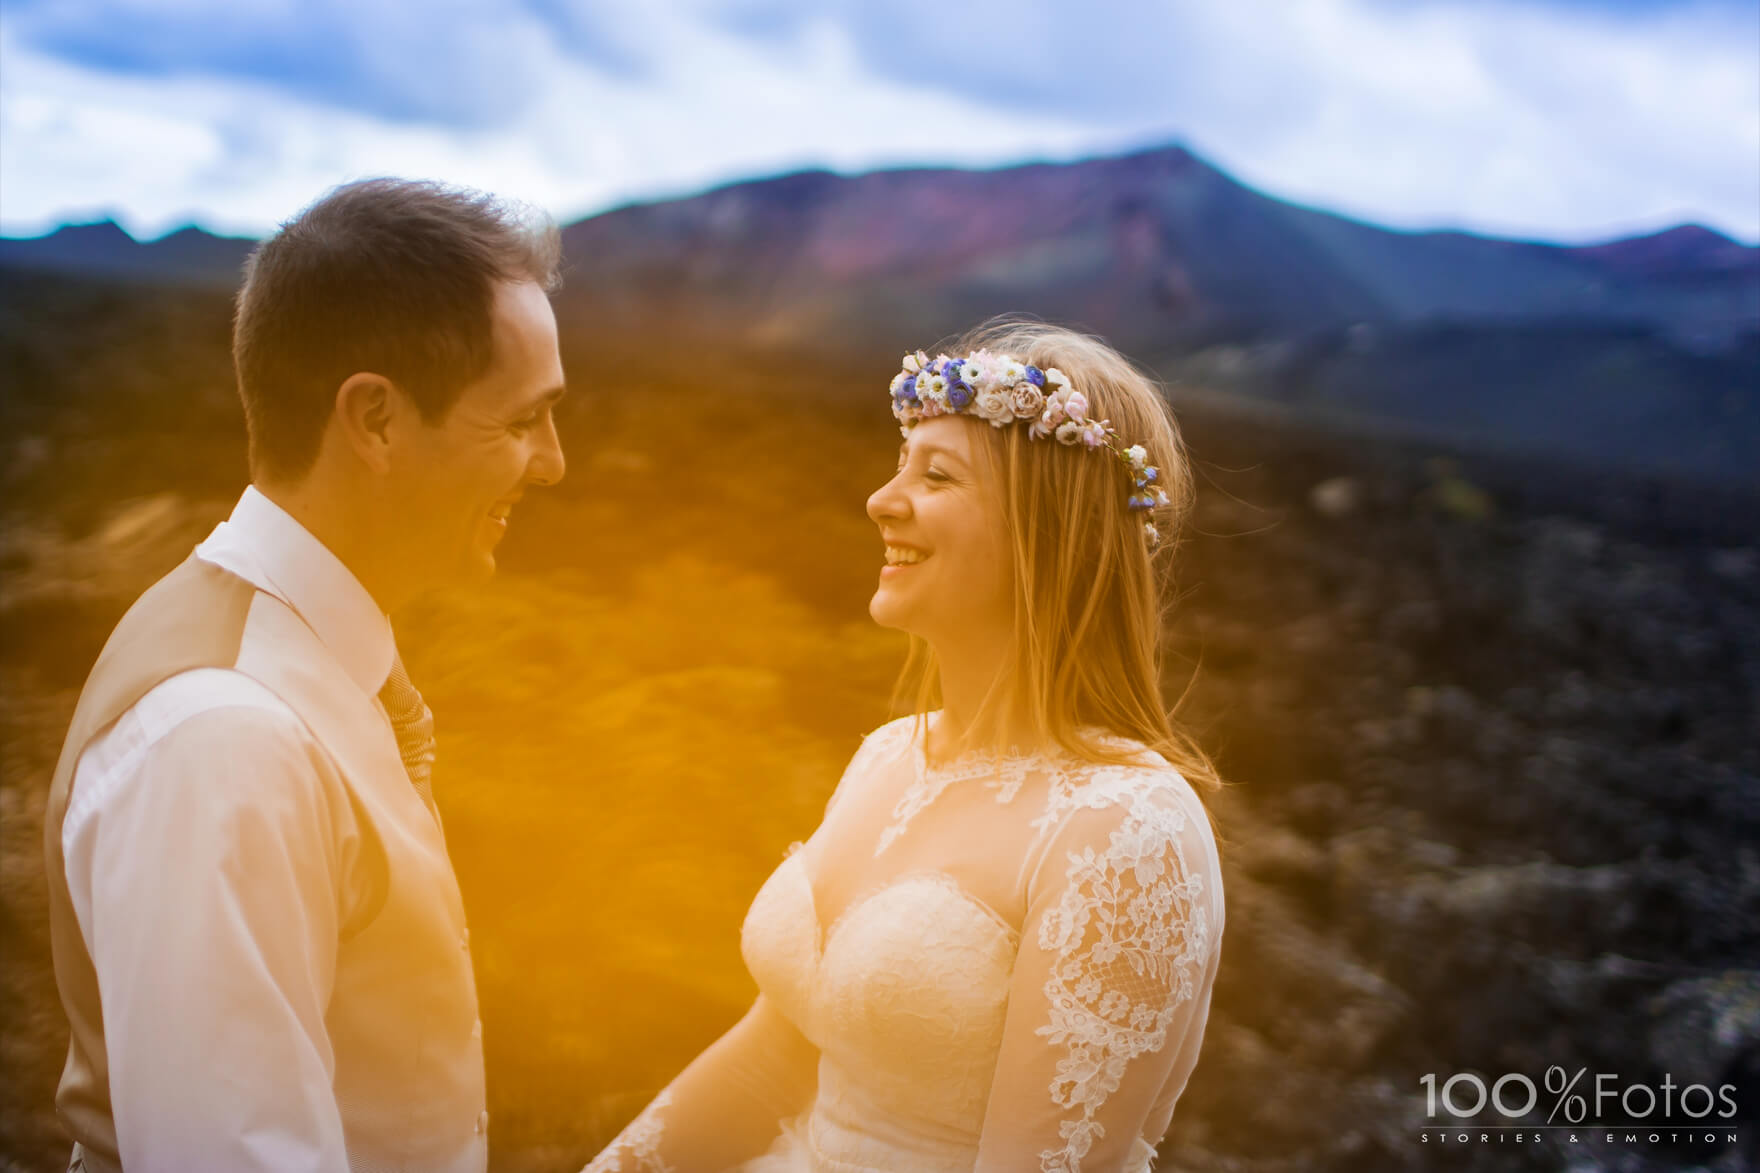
[43,556,488,1172]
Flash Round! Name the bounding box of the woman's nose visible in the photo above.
[866,471,909,526]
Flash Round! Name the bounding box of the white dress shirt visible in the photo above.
[62,486,397,1172]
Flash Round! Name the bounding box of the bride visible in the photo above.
[586,320,1227,1173]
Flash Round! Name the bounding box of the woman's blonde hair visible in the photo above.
[893,317,1223,815]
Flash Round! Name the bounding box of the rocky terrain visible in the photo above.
[0,264,1756,1172]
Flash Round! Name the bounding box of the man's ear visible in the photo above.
[333,372,400,475]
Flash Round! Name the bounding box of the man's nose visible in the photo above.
[529,416,566,486]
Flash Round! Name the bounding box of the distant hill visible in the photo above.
[0,220,254,286]
[555,145,1758,357]
[3,144,1756,482]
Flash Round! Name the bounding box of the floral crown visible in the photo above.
[887,348,1171,545]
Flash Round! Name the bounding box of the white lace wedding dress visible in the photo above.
[585,714,1225,1173]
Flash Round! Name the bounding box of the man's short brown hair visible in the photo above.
[233,178,562,483]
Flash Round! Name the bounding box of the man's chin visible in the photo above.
[466,548,499,581]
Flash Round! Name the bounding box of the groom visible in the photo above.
[41,178,567,1171]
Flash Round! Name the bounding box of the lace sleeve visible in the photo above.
[583,1089,675,1173]
[580,995,818,1172]
[974,768,1223,1173]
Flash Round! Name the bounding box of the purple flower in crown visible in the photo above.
[946,381,974,409]
[1024,365,1046,387]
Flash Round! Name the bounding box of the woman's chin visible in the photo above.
[867,592,914,633]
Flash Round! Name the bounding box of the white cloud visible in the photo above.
[0,13,1102,239]
[0,1,1753,244]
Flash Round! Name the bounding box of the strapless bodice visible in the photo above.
[740,854,1019,1170]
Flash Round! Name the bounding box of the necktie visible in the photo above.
[380,650,438,819]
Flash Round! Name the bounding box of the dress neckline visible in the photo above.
[874,714,1063,858]
[912,710,1060,776]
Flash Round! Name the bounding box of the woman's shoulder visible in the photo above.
[1043,741,1219,865]
[861,713,919,746]
[820,715,917,817]
[1057,733,1199,804]
[850,714,920,768]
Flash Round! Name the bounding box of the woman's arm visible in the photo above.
[584,994,819,1173]
[974,780,1222,1173]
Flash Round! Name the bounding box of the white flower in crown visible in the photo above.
[1029,415,1055,440]
[1008,383,1044,420]
[889,371,907,396]
[974,388,1013,426]
[1079,419,1109,448]
[967,350,1010,391]
[1054,419,1084,445]
[1125,444,1149,470]
[902,351,925,375]
[999,359,1026,386]
[917,370,950,408]
[1152,486,1171,507]
[1044,367,1071,391]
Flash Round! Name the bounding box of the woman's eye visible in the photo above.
[924,468,951,484]
[511,414,540,433]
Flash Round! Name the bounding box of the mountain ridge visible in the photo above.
[3,143,1754,483]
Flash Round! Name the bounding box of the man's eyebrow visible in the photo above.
[517,384,567,413]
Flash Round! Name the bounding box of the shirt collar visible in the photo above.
[194,485,397,698]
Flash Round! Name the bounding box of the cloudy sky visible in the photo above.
[1,0,1755,244]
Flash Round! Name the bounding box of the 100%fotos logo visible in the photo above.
[1422,1066,1738,1125]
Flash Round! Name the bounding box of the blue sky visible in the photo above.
[1,0,1755,243]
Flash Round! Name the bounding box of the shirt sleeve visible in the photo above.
[974,773,1223,1173]
[73,700,358,1172]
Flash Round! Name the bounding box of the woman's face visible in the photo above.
[865,415,1013,645]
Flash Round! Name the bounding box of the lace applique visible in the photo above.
[874,737,1043,857]
[1032,770,1211,1173]
[582,1088,675,1173]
